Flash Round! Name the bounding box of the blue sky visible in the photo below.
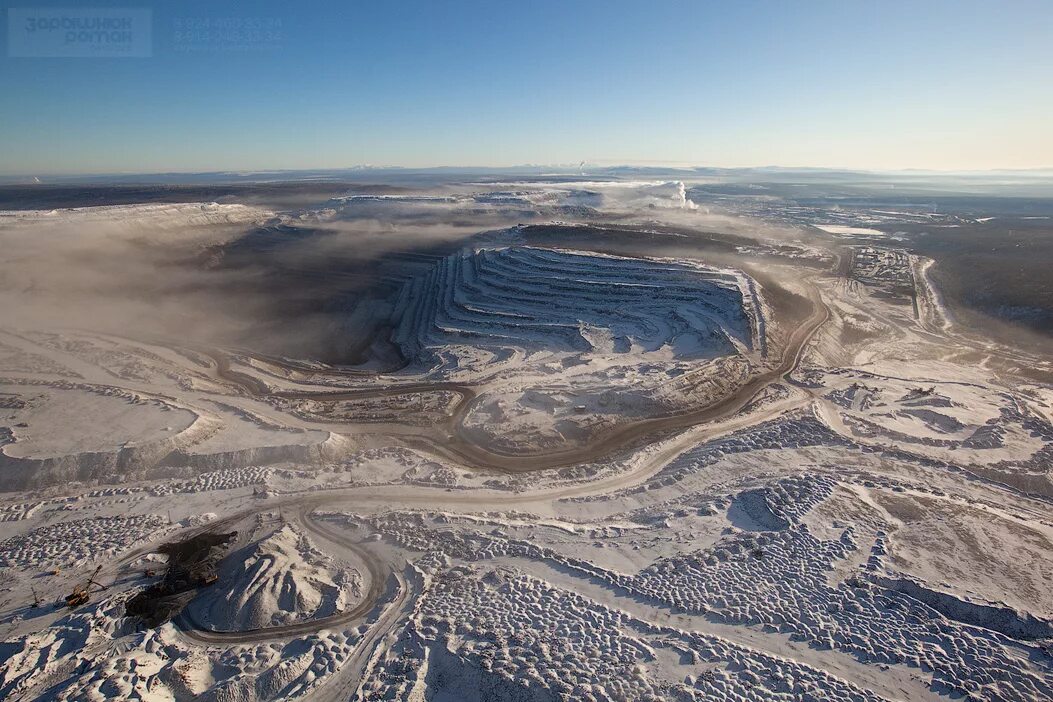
[2,0,1051,174]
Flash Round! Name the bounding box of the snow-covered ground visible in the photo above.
[186,524,363,631]
[0,183,1050,701]
[813,224,885,236]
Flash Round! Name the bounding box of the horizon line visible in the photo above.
[4,162,1053,182]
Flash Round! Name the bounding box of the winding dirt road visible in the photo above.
[165,371,822,647]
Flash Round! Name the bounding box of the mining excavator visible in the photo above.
[64,565,107,609]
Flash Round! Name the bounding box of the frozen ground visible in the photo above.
[0,181,1051,701]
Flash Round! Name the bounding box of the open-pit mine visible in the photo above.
[0,177,1051,702]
